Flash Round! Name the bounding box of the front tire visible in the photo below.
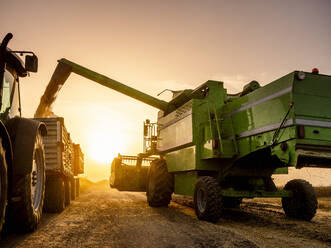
[0,144,8,232]
[6,132,45,232]
[194,176,223,223]
[146,159,173,207]
[282,179,317,221]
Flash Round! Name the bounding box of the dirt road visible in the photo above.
[1,182,330,248]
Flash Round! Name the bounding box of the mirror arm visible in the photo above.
[9,51,36,56]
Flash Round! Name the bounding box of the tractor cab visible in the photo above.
[0,41,38,121]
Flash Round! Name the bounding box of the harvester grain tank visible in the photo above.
[37,58,331,222]
[0,33,47,232]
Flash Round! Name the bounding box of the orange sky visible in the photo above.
[1,0,331,184]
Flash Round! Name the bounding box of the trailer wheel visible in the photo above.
[70,178,76,200]
[194,176,223,222]
[44,177,65,213]
[0,145,8,232]
[146,159,173,207]
[64,178,71,206]
[282,179,317,221]
[222,197,242,208]
[6,132,45,232]
[75,178,80,197]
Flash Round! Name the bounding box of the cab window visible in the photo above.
[0,69,14,114]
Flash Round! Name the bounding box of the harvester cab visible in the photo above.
[143,119,157,153]
[36,58,331,222]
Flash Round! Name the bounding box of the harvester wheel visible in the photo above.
[64,178,71,206]
[222,197,242,208]
[70,178,76,200]
[6,132,45,232]
[0,145,8,233]
[282,179,317,221]
[44,177,65,213]
[194,176,222,222]
[147,159,173,207]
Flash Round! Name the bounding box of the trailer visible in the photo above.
[35,117,84,213]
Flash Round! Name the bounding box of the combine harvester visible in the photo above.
[37,58,331,222]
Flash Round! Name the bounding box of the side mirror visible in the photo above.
[25,54,38,72]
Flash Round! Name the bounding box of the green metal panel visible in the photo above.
[293,73,331,120]
[165,145,196,172]
[174,172,198,196]
[250,126,297,152]
[223,73,295,159]
[229,93,292,136]
[157,100,193,152]
[295,94,331,119]
[271,139,297,166]
[296,139,331,147]
[301,126,331,141]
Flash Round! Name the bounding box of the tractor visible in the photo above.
[0,33,46,232]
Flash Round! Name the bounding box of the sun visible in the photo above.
[87,125,126,164]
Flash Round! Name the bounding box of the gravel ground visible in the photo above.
[0,182,330,248]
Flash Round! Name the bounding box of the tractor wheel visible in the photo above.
[146,159,173,207]
[222,197,242,208]
[0,145,8,233]
[75,178,80,197]
[70,178,76,200]
[194,176,223,222]
[6,132,45,232]
[44,177,65,213]
[64,178,71,206]
[282,179,317,221]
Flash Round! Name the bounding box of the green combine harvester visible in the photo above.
[37,59,331,222]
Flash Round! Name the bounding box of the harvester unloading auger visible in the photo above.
[36,59,331,222]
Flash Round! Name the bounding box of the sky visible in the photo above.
[1,0,331,184]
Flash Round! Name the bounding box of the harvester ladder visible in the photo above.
[207,102,239,157]
[229,115,239,154]
[210,104,224,153]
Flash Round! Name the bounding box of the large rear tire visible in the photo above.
[44,177,65,213]
[194,176,223,223]
[146,159,173,207]
[0,144,8,232]
[6,132,45,232]
[282,179,317,221]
